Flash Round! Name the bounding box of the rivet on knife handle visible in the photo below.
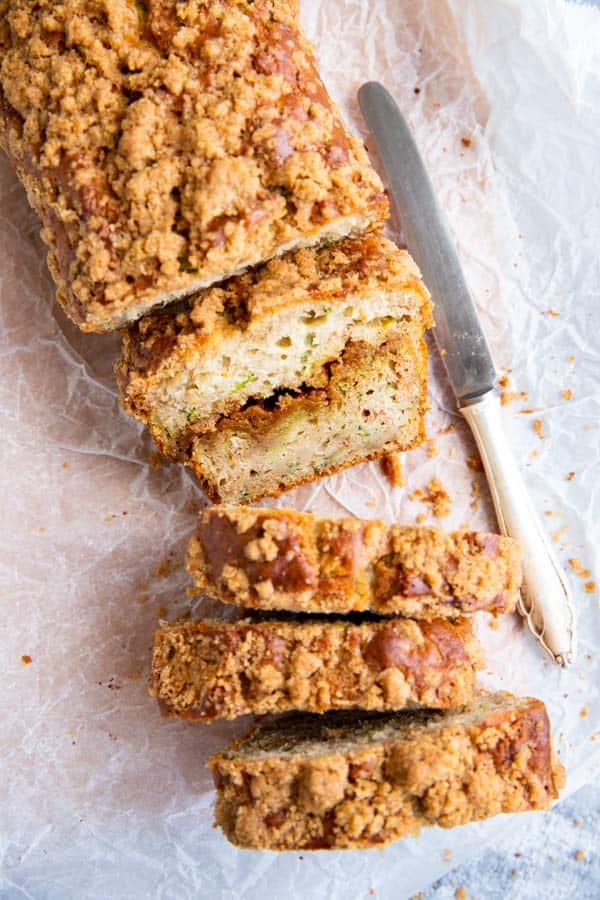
[358,81,577,665]
[461,392,576,666]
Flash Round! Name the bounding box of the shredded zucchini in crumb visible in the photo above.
[229,373,255,393]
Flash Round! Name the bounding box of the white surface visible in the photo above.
[1,1,599,897]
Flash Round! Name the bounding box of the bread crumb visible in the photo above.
[498,374,510,388]
[488,616,500,631]
[443,848,453,862]
[61,461,70,469]
[380,452,404,487]
[566,354,576,363]
[156,604,167,617]
[575,850,585,862]
[561,389,574,401]
[580,706,589,718]
[467,454,483,473]
[585,424,593,432]
[21,654,32,665]
[438,423,455,434]
[567,471,575,481]
[413,478,452,518]
[575,819,584,827]
[461,137,471,147]
[552,525,569,544]
[416,513,428,525]
[426,439,438,458]
[470,480,481,510]
[530,449,540,459]
[501,390,528,406]
[546,308,560,317]
[569,558,591,579]
[148,451,165,470]
[533,419,544,439]
[153,555,179,578]
[455,888,469,900]
[584,581,596,594]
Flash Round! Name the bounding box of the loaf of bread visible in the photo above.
[0,0,386,331]
[188,507,523,617]
[210,692,565,850]
[117,232,431,502]
[151,617,484,721]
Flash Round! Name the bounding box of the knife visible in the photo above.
[358,81,576,667]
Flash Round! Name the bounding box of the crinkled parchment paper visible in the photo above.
[1,1,599,897]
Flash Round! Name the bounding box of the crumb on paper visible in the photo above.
[584,424,593,432]
[369,890,375,897]
[410,894,424,900]
[61,461,70,469]
[438,423,455,434]
[569,558,591,578]
[127,669,141,681]
[551,524,568,544]
[153,554,180,578]
[575,819,584,827]
[380,452,404,487]
[156,604,167,617]
[416,478,452,518]
[546,308,560,317]
[567,471,576,481]
[575,850,585,862]
[488,616,500,631]
[21,654,32,665]
[584,582,596,594]
[501,390,528,406]
[443,848,453,862]
[470,480,481,510]
[413,86,421,94]
[561,389,574,400]
[580,705,589,718]
[455,889,468,900]
[461,136,471,147]
[137,594,149,605]
[499,374,509,388]
[426,439,438,458]
[416,513,428,524]
[530,449,540,459]
[533,419,544,439]
[409,488,424,501]
[38,526,46,533]
[566,354,576,363]
[148,451,165,470]
[467,454,483,473]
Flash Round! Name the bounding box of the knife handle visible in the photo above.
[461,390,576,667]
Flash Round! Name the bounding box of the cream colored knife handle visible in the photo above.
[461,390,576,667]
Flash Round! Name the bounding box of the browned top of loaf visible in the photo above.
[119,231,432,377]
[0,0,386,330]
[187,506,523,617]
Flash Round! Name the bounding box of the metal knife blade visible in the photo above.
[358,81,576,667]
[358,81,496,404]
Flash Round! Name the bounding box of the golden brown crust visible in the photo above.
[210,692,565,850]
[187,507,523,617]
[150,617,484,721]
[1,0,387,331]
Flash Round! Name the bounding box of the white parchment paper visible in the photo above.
[1,1,599,897]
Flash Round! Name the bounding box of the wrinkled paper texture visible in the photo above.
[1,1,599,897]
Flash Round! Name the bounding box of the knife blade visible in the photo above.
[359,81,576,666]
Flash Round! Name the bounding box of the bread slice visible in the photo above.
[0,1,386,331]
[188,507,523,617]
[210,692,565,850]
[116,232,432,457]
[187,329,427,503]
[150,617,484,722]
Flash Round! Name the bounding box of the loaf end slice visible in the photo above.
[1,2,386,331]
[210,692,565,850]
[150,617,484,721]
[187,507,522,617]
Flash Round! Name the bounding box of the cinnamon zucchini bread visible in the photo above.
[210,692,565,850]
[116,232,432,451]
[0,0,387,332]
[188,507,523,617]
[151,617,484,722]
